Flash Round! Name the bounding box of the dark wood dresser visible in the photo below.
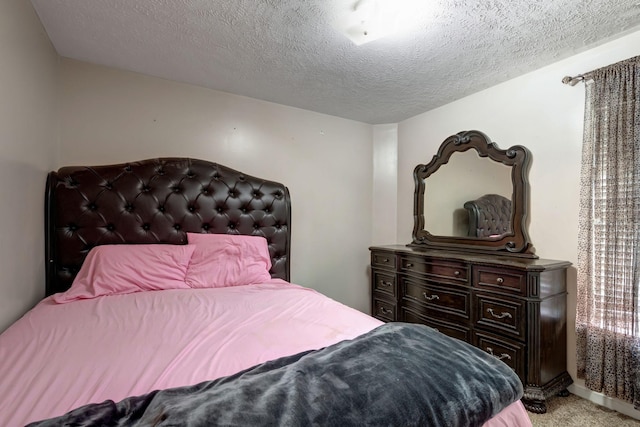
[369,244,572,413]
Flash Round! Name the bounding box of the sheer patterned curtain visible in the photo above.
[576,55,640,409]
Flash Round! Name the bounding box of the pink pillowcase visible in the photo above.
[185,233,272,288]
[53,244,195,303]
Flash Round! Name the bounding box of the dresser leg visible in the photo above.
[522,372,573,414]
[522,398,547,414]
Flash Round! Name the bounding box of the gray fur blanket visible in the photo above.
[29,323,523,427]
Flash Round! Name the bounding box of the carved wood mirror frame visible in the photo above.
[410,130,536,258]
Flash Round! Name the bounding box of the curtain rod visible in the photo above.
[561,74,591,86]
[562,55,640,86]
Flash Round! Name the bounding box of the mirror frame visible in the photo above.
[410,130,536,257]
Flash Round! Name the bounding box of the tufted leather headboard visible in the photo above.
[45,158,291,296]
[463,194,512,238]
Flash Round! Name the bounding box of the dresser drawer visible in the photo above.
[475,294,526,339]
[371,251,397,270]
[372,298,396,322]
[399,256,468,284]
[372,271,396,298]
[400,276,471,320]
[474,331,525,380]
[474,266,526,296]
[402,307,471,343]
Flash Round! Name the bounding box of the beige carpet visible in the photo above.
[528,394,640,426]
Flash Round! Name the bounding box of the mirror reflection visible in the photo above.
[424,149,513,238]
[411,130,534,256]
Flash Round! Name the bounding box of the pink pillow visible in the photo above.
[185,233,272,288]
[53,244,195,303]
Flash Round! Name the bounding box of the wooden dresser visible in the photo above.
[369,244,572,413]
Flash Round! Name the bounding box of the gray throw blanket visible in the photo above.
[29,323,523,427]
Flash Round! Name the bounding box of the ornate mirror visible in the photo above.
[410,130,536,257]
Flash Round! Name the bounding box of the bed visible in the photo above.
[0,158,531,426]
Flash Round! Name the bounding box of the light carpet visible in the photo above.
[528,393,639,426]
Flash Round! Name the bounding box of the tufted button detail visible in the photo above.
[465,194,511,238]
[50,159,292,294]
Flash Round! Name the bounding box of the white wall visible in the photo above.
[58,59,374,313]
[372,124,398,245]
[393,29,640,417]
[0,0,59,333]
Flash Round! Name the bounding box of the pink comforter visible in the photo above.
[0,281,530,426]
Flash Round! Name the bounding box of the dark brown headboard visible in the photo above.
[45,158,291,296]
[463,194,512,238]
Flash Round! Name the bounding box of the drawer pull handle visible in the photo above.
[487,308,512,319]
[379,306,392,315]
[380,281,392,287]
[405,263,414,268]
[454,270,460,277]
[383,258,389,262]
[496,277,504,284]
[422,292,440,301]
[486,347,512,361]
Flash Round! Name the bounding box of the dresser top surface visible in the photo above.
[369,244,571,271]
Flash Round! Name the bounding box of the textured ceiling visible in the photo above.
[30,0,640,124]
